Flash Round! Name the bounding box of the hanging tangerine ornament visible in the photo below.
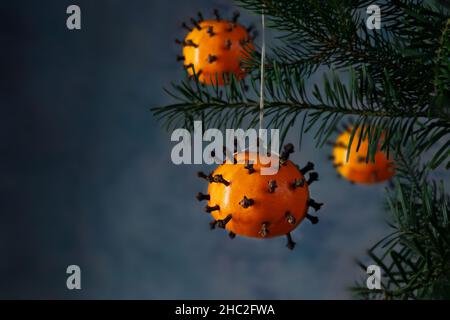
[330,125,396,184]
[176,10,255,85]
[196,144,323,250]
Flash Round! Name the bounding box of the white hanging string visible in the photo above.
[259,11,266,133]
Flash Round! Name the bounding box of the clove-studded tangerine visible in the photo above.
[196,144,323,250]
[176,10,255,85]
[330,125,395,184]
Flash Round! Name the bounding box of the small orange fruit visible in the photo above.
[331,126,395,184]
[196,144,323,250]
[176,10,255,85]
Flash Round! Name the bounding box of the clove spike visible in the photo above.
[197,171,213,182]
[185,39,198,48]
[217,214,232,228]
[307,172,319,185]
[342,123,351,132]
[190,18,201,30]
[333,162,343,168]
[239,38,249,46]
[306,213,319,224]
[232,11,240,23]
[335,142,348,149]
[280,143,294,164]
[196,192,210,201]
[182,22,192,31]
[205,205,220,213]
[300,161,314,174]
[209,220,218,229]
[286,233,296,250]
[213,9,220,21]
[308,199,323,211]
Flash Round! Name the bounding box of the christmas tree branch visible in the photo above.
[432,18,450,109]
[153,63,449,162]
[352,144,450,299]
[241,0,447,104]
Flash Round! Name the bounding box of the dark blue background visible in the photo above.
[0,0,391,298]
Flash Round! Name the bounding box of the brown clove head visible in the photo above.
[292,178,305,189]
[207,26,215,37]
[213,174,230,186]
[239,196,254,208]
[259,222,270,237]
[268,180,277,193]
[280,143,294,164]
[285,211,296,225]
[244,163,255,174]
[207,54,218,63]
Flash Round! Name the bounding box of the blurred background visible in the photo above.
[0,0,391,299]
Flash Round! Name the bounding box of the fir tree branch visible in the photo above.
[153,63,449,162]
[241,0,447,105]
[352,144,450,299]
